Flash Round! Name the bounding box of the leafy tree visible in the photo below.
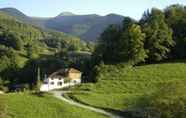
[26,44,34,59]
[0,30,23,50]
[97,24,121,63]
[122,17,136,31]
[141,8,174,61]
[121,24,147,65]
[96,17,147,65]
[165,4,186,58]
[6,31,23,50]
[67,38,82,51]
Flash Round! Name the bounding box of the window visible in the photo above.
[50,82,54,85]
[57,82,63,86]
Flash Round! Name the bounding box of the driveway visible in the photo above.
[51,91,123,118]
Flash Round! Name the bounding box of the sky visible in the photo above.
[0,0,186,19]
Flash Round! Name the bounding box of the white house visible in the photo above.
[40,68,82,91]
[0,91,4,94]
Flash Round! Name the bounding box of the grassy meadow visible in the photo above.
[67,61,186,112]
[0,93,107,118]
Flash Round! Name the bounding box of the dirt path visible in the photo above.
[51,91,123,118]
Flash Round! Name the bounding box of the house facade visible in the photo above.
[0,91,4,94]
[40,68,81,91]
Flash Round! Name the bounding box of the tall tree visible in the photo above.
[26,44,34,59]
[165,4,186,58]
[122,17,136,31]
[97,24,121,63]
[141,8,174,61]
[7,32,23,50]
[0,30,23,50]
[121,24,147,64]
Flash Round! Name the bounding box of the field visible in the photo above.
[0,93,107,118]
[67,61,186,113]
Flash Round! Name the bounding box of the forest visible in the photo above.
[0,11,93,91]
[95,4,186,65]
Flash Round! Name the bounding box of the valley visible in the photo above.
[0,2,186,118]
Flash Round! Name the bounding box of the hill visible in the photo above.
[0,8,30,23]
[67,61,186,117]
[0,10,91,92]
[46,13,124,41]
[0,93,106,118]
[0,8,124,41]
[0,10,44,45]
[58,12,76,16]
[0,8,49,29]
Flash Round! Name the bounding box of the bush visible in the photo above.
[129,82,186,118]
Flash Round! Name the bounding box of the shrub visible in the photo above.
[130,82,186,118]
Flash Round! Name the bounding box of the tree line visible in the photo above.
[95,4,186,65]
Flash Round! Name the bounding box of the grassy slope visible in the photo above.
[1,93,107,118]
[68,61,186,111]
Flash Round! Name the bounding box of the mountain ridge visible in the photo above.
[0,7,125,41]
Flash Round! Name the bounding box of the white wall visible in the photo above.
[0,91,4,94]
[40,78,81,91]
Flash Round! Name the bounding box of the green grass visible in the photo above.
[1,93,107,118]
[0,95,8,118]
[67,61,186,111]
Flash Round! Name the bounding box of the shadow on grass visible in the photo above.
[138,59,186,66]
[31,92,45,97]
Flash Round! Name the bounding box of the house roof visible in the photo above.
[48,68,81,78]
[49,69,67,78]
[69,68,81,73]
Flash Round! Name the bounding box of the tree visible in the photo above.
[0,30,23,50]
[165,4,186,58]
[26,44,34,59]
[121,24,147,65]
[97,24,121,63]
[141,8,174,61]
[7,32,23,50]
[95,18,146,65]
[122,17,136,31]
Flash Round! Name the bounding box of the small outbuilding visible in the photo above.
[40,68,81,91]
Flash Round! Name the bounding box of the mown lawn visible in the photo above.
[67,61,186,111]
[1,93,107,118]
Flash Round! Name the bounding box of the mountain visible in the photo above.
[46,13,124,41]
[0,10,44,45]
[0,8,29,22]
[58,12,76,16]
[0,8,124,41]
[0,8,49,28]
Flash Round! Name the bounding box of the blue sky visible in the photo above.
[0,0,186,19]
